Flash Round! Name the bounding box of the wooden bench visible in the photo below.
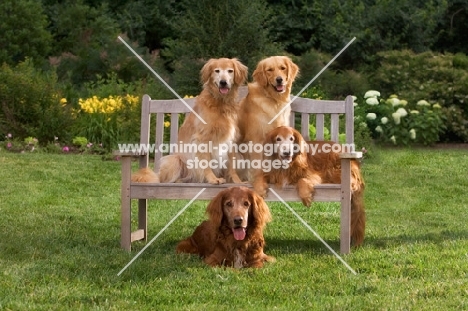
[115,90,361,254]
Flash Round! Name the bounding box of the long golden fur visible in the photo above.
[238,56,299,147]
[176,186,275,268]
[130,167,159,183]
[158,58,248,184]
[253,126,366,246]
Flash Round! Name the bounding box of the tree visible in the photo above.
[0,0,52,66]
[162,0,283,94]
[44,0,128,85]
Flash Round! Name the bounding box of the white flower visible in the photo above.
[352,96,357,101]
[417,100,430,106]
[364,90,381,98]
[388,98,400,107]
[392,112,401,124]
[395,107,408,117]
[433,103,441,109]
[410,110,419,114]
[409,129,416,140]
[375,126,383,133]
[366,97,379,105]
[390,135,396,144]
[400,100,408,106]
[353,102,358,107]
[381,117,388,124]
[366,113,377,120]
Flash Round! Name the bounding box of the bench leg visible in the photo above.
[340,159,351,254]
[138,199,147,242]
[121,157,132,251]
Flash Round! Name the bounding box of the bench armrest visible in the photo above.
[113,150,148,157]
[339,151,363,159]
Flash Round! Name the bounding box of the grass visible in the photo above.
[0,147,467,310]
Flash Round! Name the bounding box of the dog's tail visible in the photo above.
[158,154,189,183]
[131,167,160,183]
[350,160,365,246]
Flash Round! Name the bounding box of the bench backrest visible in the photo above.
[139,88,354,170]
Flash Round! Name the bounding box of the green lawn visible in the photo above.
[1,147,467,310]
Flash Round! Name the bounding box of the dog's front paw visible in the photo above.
[208,177,226,185]
[300,196,312,207]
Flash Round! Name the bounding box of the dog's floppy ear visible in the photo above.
[206,188,225,228]
[232,58,248,86]
[252,59,268,87]
[284,56,299,83]
[292,127,308,166]
[292,128,305,154]
[263,127,279,156]
[200,59,215,85]
[264,127,278,144]
[249,190,272,229]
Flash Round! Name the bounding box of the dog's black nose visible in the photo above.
[233,217,243,226]
[276,76,283,84]
[219,80,227,87]
[283,151,291,156]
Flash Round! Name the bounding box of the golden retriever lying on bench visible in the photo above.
[253,126,366,246]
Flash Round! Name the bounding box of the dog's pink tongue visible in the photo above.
[233,228,246,240]
[219,87,230,94]
[276,85,284,92]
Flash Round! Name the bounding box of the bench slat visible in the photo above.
[130,183,341,202]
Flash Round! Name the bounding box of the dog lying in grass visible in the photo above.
[176,186,275,268]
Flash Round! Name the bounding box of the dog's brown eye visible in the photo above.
[267,68,274,72]
[276,137,281,142]
[225,201,233,207]
[289,136,294,141]
[228,69,233,73]
[243,201,250,207]
[215,69,220,73]
[280,66,286,70]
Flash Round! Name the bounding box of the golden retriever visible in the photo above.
[157,58,248,184]
[130,167,159,183]
[176,186,275,268]
[253,126,366,246]
[237,56,299,180]
[238,56,299,146]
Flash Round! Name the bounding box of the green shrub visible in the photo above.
[372,50,468,142]
[295,49,370,100]
[355,91,445,146]
[0,60,73,144]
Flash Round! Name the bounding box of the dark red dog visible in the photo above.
[176,186,275,268]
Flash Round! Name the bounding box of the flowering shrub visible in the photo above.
[78,95,139,114]
[355,90,445,146]
[75,94,139,151]
[2,133,39,152]
[373,50,468,142]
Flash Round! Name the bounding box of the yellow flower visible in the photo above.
[164,121,170,128]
